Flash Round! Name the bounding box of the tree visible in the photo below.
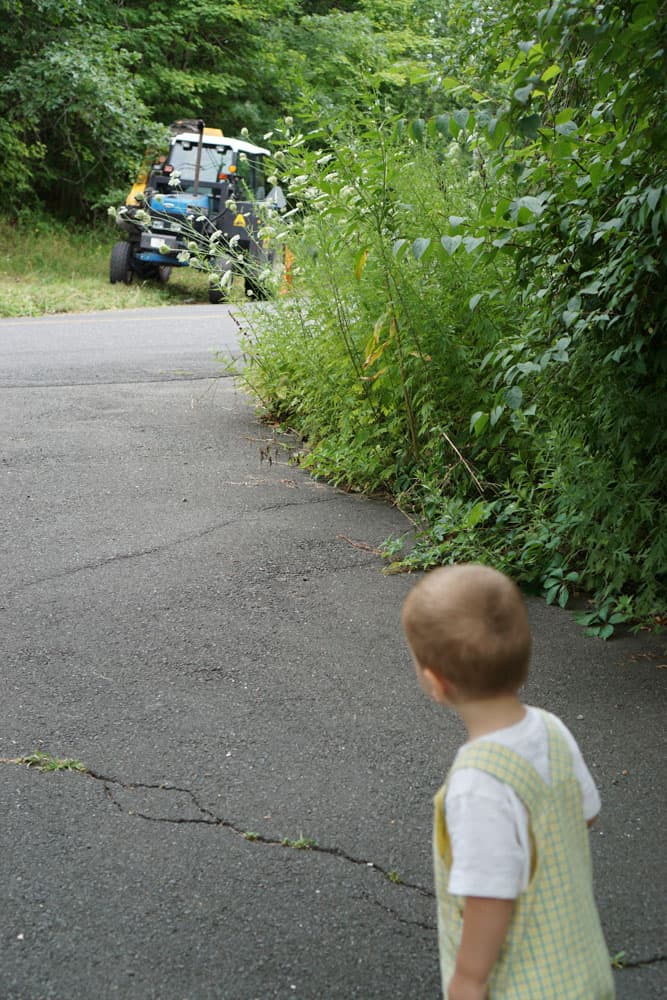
[0,0,161,215]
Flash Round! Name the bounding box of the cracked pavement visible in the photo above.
[1,306,665,999]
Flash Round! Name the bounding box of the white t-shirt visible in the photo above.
[445,706,601,900]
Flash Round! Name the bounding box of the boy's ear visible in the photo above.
[420,666,452,704]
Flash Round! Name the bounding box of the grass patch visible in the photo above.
[1,750,88,772]
[0,213,217,316]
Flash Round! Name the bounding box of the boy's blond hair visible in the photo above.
[401,564,531,696]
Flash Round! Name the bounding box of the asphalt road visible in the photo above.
[1,305,665,999]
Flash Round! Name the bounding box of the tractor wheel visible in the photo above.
[157,265,172,284]
[208,259,233,303]
[109,241,134,284]
[244,275,268,301]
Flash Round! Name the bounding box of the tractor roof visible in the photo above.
[171,132,269,156]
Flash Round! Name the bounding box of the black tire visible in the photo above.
[208,259,232,303]
[244,275,268,301]
[110,241,134,284]
[133,262,171,283]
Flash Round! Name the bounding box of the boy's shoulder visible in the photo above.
[447,707,568,797]
[445,705,599,821]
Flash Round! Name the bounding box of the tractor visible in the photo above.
[109,120,284,302]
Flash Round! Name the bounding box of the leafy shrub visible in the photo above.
[239,0,666,630]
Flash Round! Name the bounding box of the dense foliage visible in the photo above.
[240,0,666,630]
[0,0,438,215]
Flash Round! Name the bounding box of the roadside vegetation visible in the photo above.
[1,0,664,631]
[240,0,666,631]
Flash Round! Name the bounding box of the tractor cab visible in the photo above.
[111,122,280,301]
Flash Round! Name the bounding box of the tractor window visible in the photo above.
[168,141,231,188]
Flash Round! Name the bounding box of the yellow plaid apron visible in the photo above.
[433,711,615,998]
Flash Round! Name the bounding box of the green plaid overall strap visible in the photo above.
[448,739,548,814]
[539,708,573,782]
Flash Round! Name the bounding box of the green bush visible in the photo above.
[241,0,666,630]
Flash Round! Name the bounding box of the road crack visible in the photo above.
[86,768,434,900]
[5,495,342,596]
[617,953,667,970]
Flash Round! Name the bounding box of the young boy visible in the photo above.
[401,563,615,1000]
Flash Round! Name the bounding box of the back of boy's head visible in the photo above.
[401,563,531,696]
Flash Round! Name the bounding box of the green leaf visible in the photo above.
[409,118,425,142]
[488,117,509,147]
[541,63,561,83]
[492,232,514,249]
[452,108,472,131]
[555,120,578,136]
[464,501,486,528]
[412,237,431,261]
[470,411,489,436]
[518,114,542,138]
[469,292,483,312]
[440,235,462,255]
[646,187,662,212]
[513,85,534,104]
[449,215,466,228]
[511,195,547,218]
[463,236,485,253]
[504,386,523,410]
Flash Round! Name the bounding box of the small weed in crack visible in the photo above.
[1,750,88,773]
[281,834,318,850]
